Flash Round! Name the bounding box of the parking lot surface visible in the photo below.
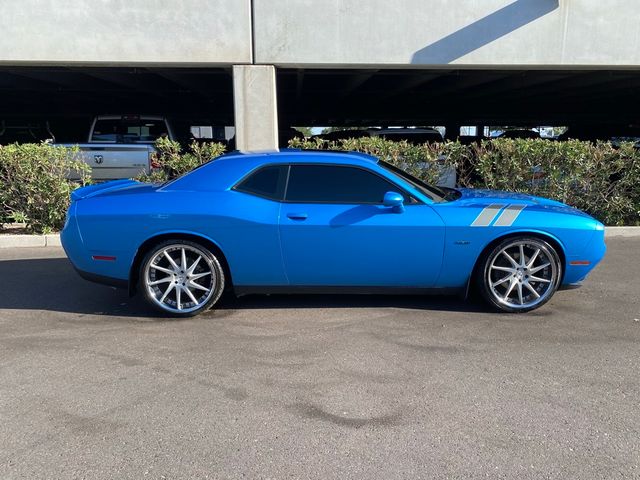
[0,239,638,479]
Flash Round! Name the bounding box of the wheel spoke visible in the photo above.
[189,280,210,292]
[151,264,173,275]
[492,265,515,273]
[190,271,211,281]
[492,274,513,288]
[181,248,187,270]
[529,262,550,274]
[529,275,551,284]
[159,283,174,303]
[188,256,202,274]
[184,286,198,304]
[519,244,526,267]
[504,278,517,299]
[527,248,541,268]
[164,251,180,271]
[149,276,172,286]
[176,286,182,310]
[524,282,541,298]
[502,251,519,268]
[517,282,524,305]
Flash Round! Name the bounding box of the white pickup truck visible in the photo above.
[57,115,175,181]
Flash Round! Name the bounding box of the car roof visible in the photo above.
[165,148,383,193]
[218,148,379,167]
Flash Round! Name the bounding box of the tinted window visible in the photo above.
[235,165,287,200]
[286,165,404,204]
[379,160,446,202]
[91,118,168,143]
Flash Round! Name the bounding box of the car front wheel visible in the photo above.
[140,240,225,317]
[478,236,562,313]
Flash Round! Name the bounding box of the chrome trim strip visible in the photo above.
[471,203,505,227]
[493,204,527,227]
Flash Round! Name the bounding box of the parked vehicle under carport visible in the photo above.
[313,127,457,188]
[55,115,175,181]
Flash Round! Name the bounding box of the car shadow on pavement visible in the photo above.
[220,293,487,313]
[0,257,488,317]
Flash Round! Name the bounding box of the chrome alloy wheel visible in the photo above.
[487,240,559,310]
[144,244,217,314]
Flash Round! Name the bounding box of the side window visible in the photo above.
[234,165,288,201]
[286,165,405,204]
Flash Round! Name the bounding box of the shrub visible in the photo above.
[290,137,640,226]
[1,137,638,233]
[473,139,640,226]
[0,143,91,234]
[137,137,226,182]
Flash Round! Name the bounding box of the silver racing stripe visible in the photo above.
[493,204,527,226]
[471,204,505,227]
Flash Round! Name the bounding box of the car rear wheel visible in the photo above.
[140,240,225,317]
[478,236,562,313]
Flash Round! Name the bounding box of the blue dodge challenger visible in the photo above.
[62,150,606,317]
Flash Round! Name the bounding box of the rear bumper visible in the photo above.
[62,203,130,289]
[74,266,128,289]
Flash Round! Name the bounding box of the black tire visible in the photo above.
[138,239,225,317]
[476,236,562,313]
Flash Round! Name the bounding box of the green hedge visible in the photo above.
[136,137,226,183]
[0,143,90,234]
[1,138,638,234]
[289,137,640,226]
[0,138,226,234]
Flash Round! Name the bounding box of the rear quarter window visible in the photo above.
[233,165,288,201]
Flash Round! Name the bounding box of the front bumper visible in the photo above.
[562,225,606,286]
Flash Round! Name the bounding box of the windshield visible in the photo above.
[378,160,452,202]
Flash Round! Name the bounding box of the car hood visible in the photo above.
[453,188,592,218]
[71,179,156,200]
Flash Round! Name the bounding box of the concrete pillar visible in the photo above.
[444,123,461,141]
[233,65,279,152]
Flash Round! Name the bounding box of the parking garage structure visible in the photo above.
[1,0,640,148]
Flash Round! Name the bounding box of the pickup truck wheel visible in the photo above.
[140,240,225,317]
[477,236,562,313]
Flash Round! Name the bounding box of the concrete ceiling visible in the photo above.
[0,66,639,137]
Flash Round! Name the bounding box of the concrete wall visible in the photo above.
[253,0,640,67]
[0,0,252,65]
[1,0,638,68]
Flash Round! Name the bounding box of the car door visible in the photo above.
[228,164,289,286]
[279,164,446,288]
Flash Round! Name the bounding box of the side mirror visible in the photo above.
[383,191,405,213]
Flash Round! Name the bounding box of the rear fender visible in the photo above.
[128,230,231,296]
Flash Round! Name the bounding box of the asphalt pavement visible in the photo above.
[0,239,638,479]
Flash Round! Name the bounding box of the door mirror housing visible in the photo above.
[383,191,405,213]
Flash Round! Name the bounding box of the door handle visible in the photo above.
[286,212,308,220]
